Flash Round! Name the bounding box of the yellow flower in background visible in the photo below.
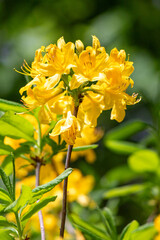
[154,215,160,240]
[50,111,81,145]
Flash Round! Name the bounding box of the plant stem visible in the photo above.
[15,212,22,240]
[36,162,45,240]
[60,105,79,238]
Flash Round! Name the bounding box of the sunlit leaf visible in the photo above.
[5,185,32,213]
[128,150,159,173]
[102,165,137,186]
[0,188,12,205]
[104,184,145,199]
[32,168,73,199]
[0,229,15,240]
[0,111,35,142]
[21,196,57,225]
[120,220,139,240]
[105,140,144,155]
[131,223,157,240]
[72,144,98,152]
[104,121,147,141]
[0,98,27,113]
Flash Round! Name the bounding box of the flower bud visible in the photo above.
[75,40,84,53]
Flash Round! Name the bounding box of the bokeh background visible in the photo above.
[1,0,160,236]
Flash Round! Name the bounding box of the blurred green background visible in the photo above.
[1,0,160,235]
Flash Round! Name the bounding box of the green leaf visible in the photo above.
[1,227,19,237]
[102,165,137,185]
[1,155,13,176]
[128,150,159,173]
[0,229,15,240]
[0,142,14,156]
[104,121,147,141]
[32,168,73,199]
[0,111,35,142]
[0,166,13,197]
[104,184,145,199]
[72,144,98,152]
[131,223,157,240]
[0,98,27,113]
[0,188,12,204]
[119,220,139,240]
[70,213,112,240]
[105,140,144,155]
[0,216,17,228]
[97,207,117,239]
[21,196,57,224]
[14,144,30,158]
[102,208,117,239]
[5,185,32,213]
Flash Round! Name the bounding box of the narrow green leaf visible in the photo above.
[102,165,137,186]
[70,213,111,240]
[32,168,73,198]
[102,208,117,239]
[1,155,13,176]
[0,188,12,204]
[105,140,144,155]
[104,184,145,199]
[104,121,147,141]
[0,229,15,240]
[4,185,32,213]
[14,185,32,212]
[0,98,27,113]
[21,196,57,224]
[128,150,159,173]
[0,166,13,197]
[97,207,117,239]
[0,142,13,156]
[131,223,157,240]
[1,227,19,237]
[119,220,139,240]
[0,216,17,228]
[0,111,35,142]
[72,144,98,152]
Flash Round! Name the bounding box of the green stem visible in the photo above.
[37,120,42,155]
[15,212,23,240]
[12,154,16,201]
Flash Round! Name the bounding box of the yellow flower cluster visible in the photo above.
[154,215,160,240]
[19,36,140,145]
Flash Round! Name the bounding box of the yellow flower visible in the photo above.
[90,47,140,122]
[155,235,160,240]
[70,36,108,89]
[50,111,81,145]
[80,91,105,127]
[20,75,64,109]
[21,37,75,78]
[155,215,160,232]
[71,125,103,163]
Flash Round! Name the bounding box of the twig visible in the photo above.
[36,162,45,240]
[60,105,79,238]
